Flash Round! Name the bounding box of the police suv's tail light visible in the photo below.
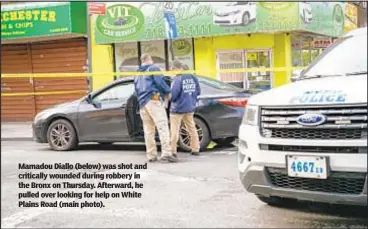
[217,98,248,107]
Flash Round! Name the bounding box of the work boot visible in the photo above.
[148,157,158,163]
[191,151,200,156]
[161,155,178,163]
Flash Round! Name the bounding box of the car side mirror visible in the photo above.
[86,94,101,109]
[291,69,303,82]
[94,102,102,109]
[86,94,93,103]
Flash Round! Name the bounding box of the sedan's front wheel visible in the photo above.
[178,117,211,152]
[47,119,78,151]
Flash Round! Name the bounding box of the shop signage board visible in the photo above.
[168,38,194,69]
[163,2,177,40]
[164,11,178,40]
[256,2,299,32]
[93,2,345,44]
[88,3,106,15]
[344,3,358,32]
[1,2,87,40]
[312,38,332,48]
[300,2,345,37]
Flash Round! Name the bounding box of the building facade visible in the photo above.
[2,2,357,121]
[1,2,88,121]
[90,2,346,91]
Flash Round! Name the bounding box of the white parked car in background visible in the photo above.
[238,27,367,207]
[214,2,257,26]
[299,2,312,24]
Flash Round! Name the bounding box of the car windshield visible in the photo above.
[301,32,367,79]
[197,75,242,91]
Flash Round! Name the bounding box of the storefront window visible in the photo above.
[292,36,310,67]
[292,35,332,67]
[114,42,139,74]
[140,40,166,70]
[216,49,272,90]
[245,50,272,91]
[168,38,195,70]
[115,39,188,75]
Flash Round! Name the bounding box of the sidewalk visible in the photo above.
[1,122,33,141]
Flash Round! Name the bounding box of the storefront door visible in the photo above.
[216,50,245,88]
[216,49,273,91]
[244,49,272,91]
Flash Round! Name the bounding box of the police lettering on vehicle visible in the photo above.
[289,90,347,104]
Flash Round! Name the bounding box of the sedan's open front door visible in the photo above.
[77,82,135,142]
[126,94,144,139]
[128,76,173,140]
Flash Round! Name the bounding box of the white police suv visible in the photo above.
[238,27,367,207]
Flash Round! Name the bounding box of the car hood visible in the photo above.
[52,98,83,109]
[247,74,367,106]
[39,98,83,115]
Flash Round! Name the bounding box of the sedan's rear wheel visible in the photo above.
[47,119,78,151]
[178,117,210,152]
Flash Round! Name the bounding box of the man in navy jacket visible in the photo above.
[170,60,201,157]
[134,54,177,163]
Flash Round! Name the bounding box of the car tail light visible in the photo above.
[217,98,248,107]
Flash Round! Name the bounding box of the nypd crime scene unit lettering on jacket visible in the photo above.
[171,74,201,114]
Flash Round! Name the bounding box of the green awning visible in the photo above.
[1,2,87,43]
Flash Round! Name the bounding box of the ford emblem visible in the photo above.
[296,113,327,126]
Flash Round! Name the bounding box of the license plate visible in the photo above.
[286,155,328,179]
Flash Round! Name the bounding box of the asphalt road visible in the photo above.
[1,141,367,228]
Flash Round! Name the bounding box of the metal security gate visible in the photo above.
[1,38,88,121]
[31,38,88,114]
[1,44,36,121]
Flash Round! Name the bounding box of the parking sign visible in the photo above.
[164,11,178,40]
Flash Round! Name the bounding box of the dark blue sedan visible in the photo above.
[32,75,254,151]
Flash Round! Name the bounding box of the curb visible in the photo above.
[1,137,33,141]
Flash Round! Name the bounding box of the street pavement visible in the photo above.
[1,141,367,228]
[1,122,33,141]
